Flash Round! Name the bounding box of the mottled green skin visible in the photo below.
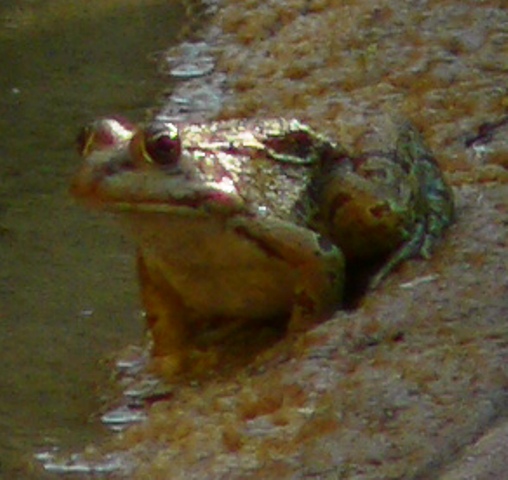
[72,117,454,375]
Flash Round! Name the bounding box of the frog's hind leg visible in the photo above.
[230,217,346,332]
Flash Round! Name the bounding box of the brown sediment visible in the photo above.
[103,1,507,478]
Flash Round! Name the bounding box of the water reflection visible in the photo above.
[0,0,186,476]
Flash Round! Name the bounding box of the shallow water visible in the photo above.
[0,0,186,477]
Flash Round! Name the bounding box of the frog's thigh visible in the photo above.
[137,253,188,372]
[233,219,345,331]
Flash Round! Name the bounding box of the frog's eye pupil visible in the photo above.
[146,134,181,166]
[143,123,182,167]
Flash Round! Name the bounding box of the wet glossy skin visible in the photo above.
[72,117,454,376]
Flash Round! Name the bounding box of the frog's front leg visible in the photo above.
[137,252,190,377]
[231,217,345,332]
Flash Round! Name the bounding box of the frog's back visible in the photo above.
[184,118,326,226]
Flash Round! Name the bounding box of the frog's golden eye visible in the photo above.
[76,117,135,157]
[141,122,182,167]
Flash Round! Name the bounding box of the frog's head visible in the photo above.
[71,118,244,215]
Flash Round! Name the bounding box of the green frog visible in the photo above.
[72,117,454,376]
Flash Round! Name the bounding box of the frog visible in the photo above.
[71,117,454,377]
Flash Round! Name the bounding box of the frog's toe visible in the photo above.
[150,348,220,381]
[368,224,426,289]
[149,352,186,381]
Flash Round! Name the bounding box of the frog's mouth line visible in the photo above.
[71,182,245,217]
[105,195,243,216]
[109,201,210,215]
[78,191,247,217]
[72,171,246,217]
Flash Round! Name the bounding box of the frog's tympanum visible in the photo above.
[72,117,454,376]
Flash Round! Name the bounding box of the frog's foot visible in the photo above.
[149,351,186,380]
[149,348,219,381]
[368,124,455,289]
[396,123,455,249]
[368,224,426,289]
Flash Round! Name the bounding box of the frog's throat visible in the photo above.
[111,202,210,216]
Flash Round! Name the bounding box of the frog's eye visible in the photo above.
[142,122,182,167]
[76,117,135,157]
